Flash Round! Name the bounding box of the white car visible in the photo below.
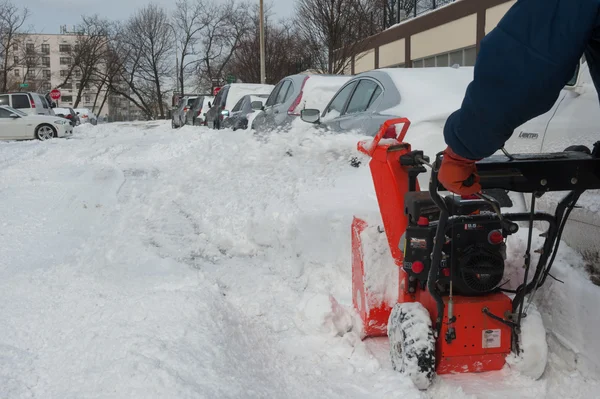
[0,105,73,141]
[0,92,55,116]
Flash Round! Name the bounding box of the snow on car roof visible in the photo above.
[225,84,274,111]
[301,75,352,112]
[379,66,474,123]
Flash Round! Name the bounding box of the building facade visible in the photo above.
[9,30,109,114]
[348,0,515,74]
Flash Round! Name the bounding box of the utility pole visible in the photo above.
[259,0,266,84]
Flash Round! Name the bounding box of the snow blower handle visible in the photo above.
[428,152,450,335]
[358,118,411,157]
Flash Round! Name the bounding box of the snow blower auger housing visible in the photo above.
[352,118,600,389]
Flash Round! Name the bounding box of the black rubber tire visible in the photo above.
[388,302,436,390]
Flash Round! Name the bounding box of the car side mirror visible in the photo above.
[9,113,19,118]
[301,109,321,124]
[251,101,263,110]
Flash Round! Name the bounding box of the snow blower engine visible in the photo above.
[351,118,600,389]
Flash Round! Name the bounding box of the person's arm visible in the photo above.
[444,0,600,160]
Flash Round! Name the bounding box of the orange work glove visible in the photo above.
[438,146,482,196]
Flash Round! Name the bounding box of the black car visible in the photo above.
[222,94,268,130]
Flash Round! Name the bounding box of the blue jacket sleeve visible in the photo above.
[444,0,600,160]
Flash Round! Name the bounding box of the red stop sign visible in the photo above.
[50,89,61,100]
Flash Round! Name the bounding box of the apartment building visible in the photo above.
[9,29,109,113]
[347,0,515,73]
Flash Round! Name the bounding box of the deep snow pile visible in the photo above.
[0,121,598,398]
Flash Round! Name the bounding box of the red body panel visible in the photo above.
[352,118,512,374]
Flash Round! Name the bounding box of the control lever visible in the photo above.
[476,192,519,234]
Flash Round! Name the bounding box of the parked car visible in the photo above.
[252,74,352,131]
[0,92,55,116]
[308,63,599,258]
[0,105,73,140]
[74,108,97,125]
[185,95,214,126]
[300,67,475,137]
[172,96,198,129]
[221,94,268,131]
[53,107,80,127]
[205,83,275,129]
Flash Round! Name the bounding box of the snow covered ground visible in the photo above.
[0,121,599,398]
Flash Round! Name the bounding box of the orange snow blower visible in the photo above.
[352,118,600,389]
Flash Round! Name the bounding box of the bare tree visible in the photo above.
[0,1,30,92]
[50,16,112,110]
[195,0,251,90]
[15,36,47,92]
[294,0,378,74]
[228,5,313,84]
[126,4,174,118]
[172,0,208,95]
[102,23,161,120]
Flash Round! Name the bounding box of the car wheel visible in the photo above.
[35,125,55,141]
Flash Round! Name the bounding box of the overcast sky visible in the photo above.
[25,0,296,34]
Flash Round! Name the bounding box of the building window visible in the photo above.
[59,44,71,53]
[464,47,477,67]
[60,70,69,77]
[61,95,73,103]
[14,56,19,65]
[41,44,50,54]
[42,82,52,91]
[43,70,51,79]
[26,43,35,54]
[76,82,80,90]
[411,46,478,68]
[14,69,19,76]
[60,57,72,65]
[63,82,73,89]
[42,57,50,67]
[449,50,463,67]
[435,54,449,67]
[26,56,37,65]
[13,43,18,51]
[85,95,91,103]
[74,69,81,77]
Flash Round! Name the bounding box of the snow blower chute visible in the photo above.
[352,118,600,389]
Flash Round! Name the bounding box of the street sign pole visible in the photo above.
[259,0,266,84]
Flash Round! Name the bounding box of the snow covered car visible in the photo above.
[0,105,73,140]
[310,63,600,256]
[185,95,214,126]
[222,94,268,131]
[251,74,352,131]
[299,67,474,137]
[205,83,275,130]
[172,96,198,129]
[52,107,80,127]
[74,108,97,125]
